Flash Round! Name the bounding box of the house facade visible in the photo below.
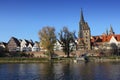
[91,33,120,54]
[7,37,40,52]
[0,42,7,51]
[20,39,34,52]
[0,42,7,49]
[32,41,40,52]
[7,37,20,52]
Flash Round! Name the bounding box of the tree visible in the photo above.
[58,27,76,57]
[38,26,56,59]
[110,43,118,56]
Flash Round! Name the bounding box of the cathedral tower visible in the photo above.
[78,9,91,50]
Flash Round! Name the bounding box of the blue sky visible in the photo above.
[0,0,120,42]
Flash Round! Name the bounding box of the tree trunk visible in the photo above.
[67,51,70,57]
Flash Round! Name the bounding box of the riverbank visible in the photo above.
[89,56,120,62]
[0,57,73,63]
[0,56,120,63]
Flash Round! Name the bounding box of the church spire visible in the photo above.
[109,24,115,35]
[80,8,85,22]
[106,28,108,35]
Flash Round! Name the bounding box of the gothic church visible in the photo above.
[78,9,91,50]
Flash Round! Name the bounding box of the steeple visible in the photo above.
[106,28,108,35]
[80,8,85,23]
[109,24,115,35]
[78,9,91,50]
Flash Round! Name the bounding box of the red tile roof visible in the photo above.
[91,34,120,43]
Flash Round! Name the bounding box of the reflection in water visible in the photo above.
[0,62,120,80]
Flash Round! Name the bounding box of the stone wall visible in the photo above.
[30,50,101,58]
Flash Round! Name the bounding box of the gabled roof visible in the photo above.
[8,37,20,46]
[0,42,7,47]
[33,41,39,47]
[0,42,7,45]
[114,34,120,41]
[21,39,34,46]
[91,34,120,43]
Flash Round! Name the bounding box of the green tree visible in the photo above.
[58,27,76,57]
[39,26,56,60]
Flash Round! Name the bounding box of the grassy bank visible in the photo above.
[0,56,120,63]
[89,56,120,62]
[0,57,49,63]
[0,57,74,63]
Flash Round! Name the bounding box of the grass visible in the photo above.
[0,56,120,63]
[0,57,49,63]
[89,56,120,62]
[0,57,74,63]
[89,56,120,59]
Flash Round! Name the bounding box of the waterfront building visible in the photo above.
[7,37,40,52]
[0,42,7,51]
[0,42,7,49]
[7,37,20,52]
[78,9,91,50]
[32,41,40,52]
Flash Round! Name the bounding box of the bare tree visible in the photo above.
[39,26,56,60]
[58,27,76,57]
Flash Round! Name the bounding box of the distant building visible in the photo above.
[54,40,63,51]
[32,41,40,52]
[0,42,7,49]
[20,39,34,52]
[1,9,120,56]
[91,31,120,54]
[7,37,40,52]
[78,9,91,50]
[0,42,7,51]
[7,37,20,52]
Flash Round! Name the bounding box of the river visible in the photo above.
[0,62,120,80]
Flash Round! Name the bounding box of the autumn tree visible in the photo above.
[58,27,76,57]
[39,26,56,59]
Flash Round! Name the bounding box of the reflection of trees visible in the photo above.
[40,63,55,80]
[62,62,71,80]
[36,63,64,80]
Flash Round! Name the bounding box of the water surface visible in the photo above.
[0,62,120,80]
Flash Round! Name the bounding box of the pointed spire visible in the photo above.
[110,25,113,32]
[109,24,115,35]
[106,28,108,35]
[80,8,85,22]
